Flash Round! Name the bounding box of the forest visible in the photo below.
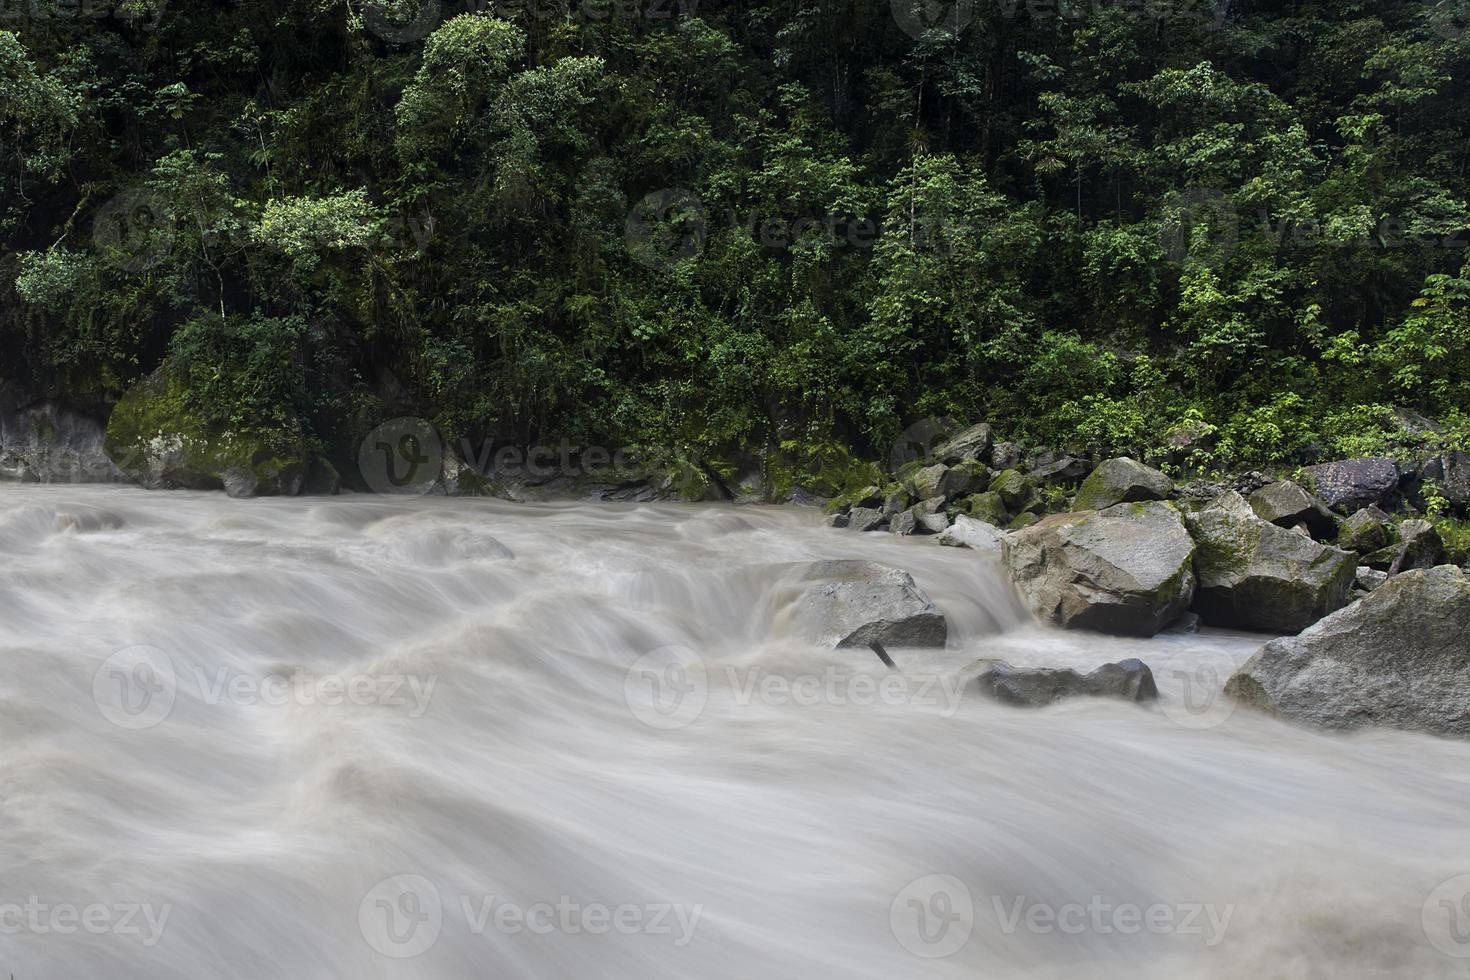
[3,0,1468,490]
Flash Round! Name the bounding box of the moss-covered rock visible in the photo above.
[1074,457,1173,511]
[104,370,308,498]
[989,468,1034,509]
[962,490,1009,526]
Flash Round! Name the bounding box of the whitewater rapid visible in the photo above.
[0,484,1467,978]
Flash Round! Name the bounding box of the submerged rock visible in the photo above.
[1185,492,1356,633]
[1002,501,1196,637]
[974,658,1158,707]
[1073,457,1173,511]
[786,560,947,648]
[1225,566,1470,736]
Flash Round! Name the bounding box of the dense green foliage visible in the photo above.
[3,0,1468,479]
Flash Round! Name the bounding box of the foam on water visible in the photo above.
[0,484,1467,978]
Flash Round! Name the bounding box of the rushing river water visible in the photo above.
[1,484,1468,978]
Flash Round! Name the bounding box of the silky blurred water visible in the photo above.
[0,484,1467,978]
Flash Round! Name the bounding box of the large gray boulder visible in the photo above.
[1336,506,1392,554]
[1185,492,1356,633]
[1002,501,1196,637]
[1303,458,1400,512]
[1225,566,1470,736]
[1073,457,1172,511]
[974,658,1158,707]
[932,423,994,465]
[0,388,121,484]
[1248,481,1336,539]
[938,514,1006,551]
[785,560,947,648]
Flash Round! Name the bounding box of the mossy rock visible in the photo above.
[990,469,1034,509]
[104,369,308,498]
[962,491,1010,527]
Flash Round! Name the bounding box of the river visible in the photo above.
[0,484,1466,978]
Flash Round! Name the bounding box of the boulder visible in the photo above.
[1355,567,1388,592]
[1029,452,1091,484]
[1248,481,1336,539]
[786,560,947,648]
[1184,492,1357,633]
[906,464,948,501]
[938,514,1007,551]
[1224,566,1470,736]
[1002,501,1196,637]
[974,658,1158,707]
[1439,450,1470,511]
[1303,458,1400,512]
[932,423,994,465]
[104,370,308,498]
[846,506,887,532]
[1389,519,1444,575]
[0,388,121,484]
[889,510,918,535]
[990,441,1023,470]
[1008,511,1040,530]
[936,459,991,500]
[1336,506,1392,554]
[917,511,949,534]
[961,491,1009,527]
[1073,457,1173,511]
[882,489,908,517]
[989,469,1034,510]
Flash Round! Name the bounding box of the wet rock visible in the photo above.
[1303,458,1401,512]
[1225,566,1470,736]
[938,514,1006,551]
[787,560,947,648]
[974,658,1158,707]
[1074,457,1173,511]
[1002,501,1196,637]
[1248,481,1336,539]
[846,506,887,532]
[1184,492,1357,633]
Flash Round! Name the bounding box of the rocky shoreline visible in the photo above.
[4,395,1467,738]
